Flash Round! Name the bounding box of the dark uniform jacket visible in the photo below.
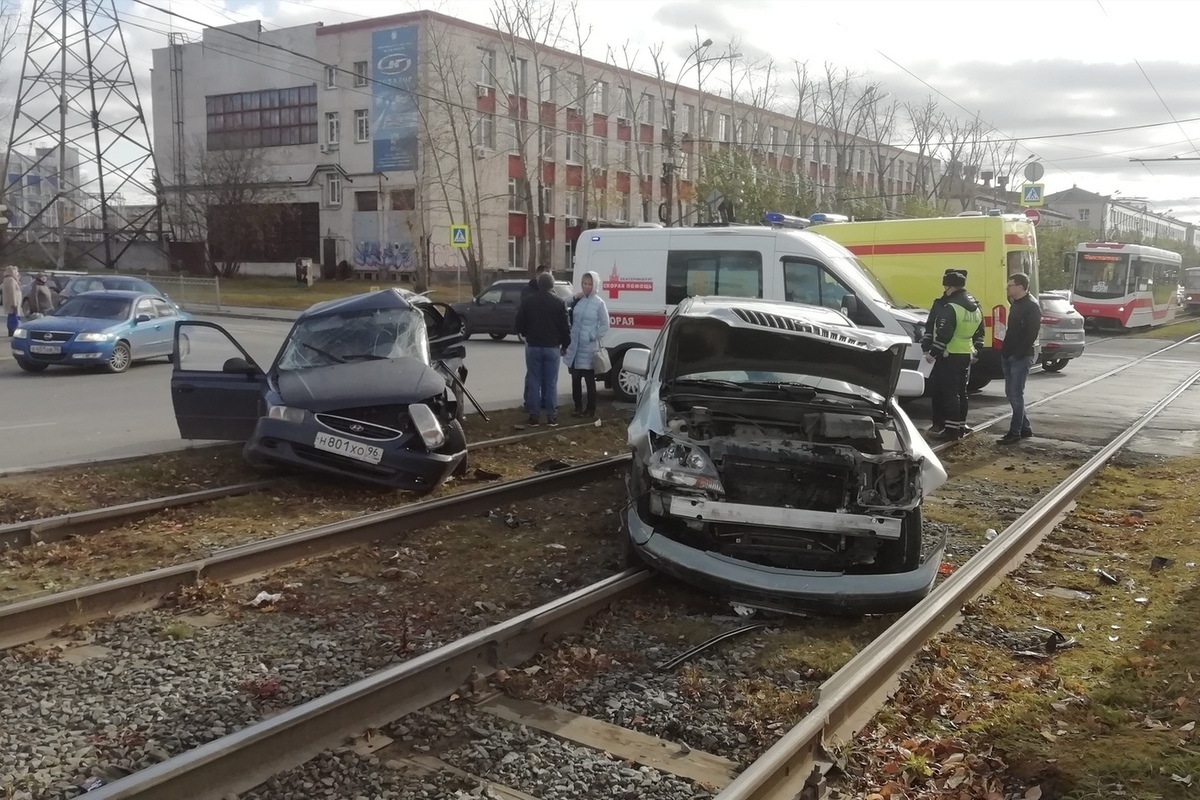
[928,289,985,357]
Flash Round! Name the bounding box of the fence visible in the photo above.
[144,275,222,312]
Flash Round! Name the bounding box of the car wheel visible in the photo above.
[439,418,469,477]
[173,332,191,362]
[876,507,923,573]
[15,359,48,373]
[489,333,507,341]
[106,341,132,374]
[611,350,646,402]
[1041,359,1067,373]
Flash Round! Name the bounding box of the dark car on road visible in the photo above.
[169,289,471,493]
[451,278,573,340]
[57,275,165,308]
[1037,291,1085,372]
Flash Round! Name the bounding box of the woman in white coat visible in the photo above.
[562,270,610,417]
[2,266,21,336]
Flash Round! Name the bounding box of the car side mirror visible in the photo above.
[896,368,924,398]
[623,348,650,378]
[222,356,260,376]
[840,294,859,317]
[135,314,152,324]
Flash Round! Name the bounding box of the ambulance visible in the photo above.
[809,211,1040,390]
[572,217,930,402]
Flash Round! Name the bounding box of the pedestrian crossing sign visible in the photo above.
[450,224,470,248]
[1020,183,1044,208]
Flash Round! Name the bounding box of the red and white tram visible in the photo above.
[1068,241,1180,329]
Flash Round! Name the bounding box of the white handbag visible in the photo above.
[592,342,612,374]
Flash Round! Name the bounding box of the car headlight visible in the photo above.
[647,441,724,493]
[76,332,114,342]
[12,328,26,339]
[267,405,306,424]
[409,403,446,449]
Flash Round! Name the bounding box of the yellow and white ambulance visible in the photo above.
[810,211,1040,390]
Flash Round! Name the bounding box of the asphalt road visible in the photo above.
[1,319,1197,473]
[0,317,570,473]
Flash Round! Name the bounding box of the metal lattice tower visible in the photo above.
[2,0,163,269]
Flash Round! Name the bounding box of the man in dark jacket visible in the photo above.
[521,264,551,300]
[924,269,984,440]
[515,271,571,427]
[998,272,1040,445]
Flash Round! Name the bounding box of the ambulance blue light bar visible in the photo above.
[808,212,850,224]
[763,211,811,229]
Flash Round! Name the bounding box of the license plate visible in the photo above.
[1062,333,1082,341]
[29,344,61,354]
[313,432,383,464]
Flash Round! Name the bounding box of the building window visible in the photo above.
[510,56,528,96]
[1079,208,1091,222]
[204,85,318,150]
[355,109,369,142]
[326,174,342,206]
[541,128,556,161]
[565,190,581,218]
[565,132,582,164]
[539,66,556,104]
[390,189,416,210]
[355,190,378,212]
[540,185,554,215]
[679,153,690,181]
[478,48,496,86]
[718,114,729,142]
[616,192,629,222]
[681,103,694,135]
[475,112,495,149]
[507,116,520,153]
[324,66,336,89]
[508,177,524,212]
[563,72,583,110]
[592,80,608,115]
[325,111,340,145]
[641,93,655,126]
[353,61,368,87]
[590,137,607,167]
[508,236,525,269]
[623,89,636,121]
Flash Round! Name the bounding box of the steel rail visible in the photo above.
[0,454,631,650]
[0,419,609,552]
[714,366,1200,800]
[86,568,654,800]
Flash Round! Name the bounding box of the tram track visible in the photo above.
[55,355,1200,799]
[0,420,606,554]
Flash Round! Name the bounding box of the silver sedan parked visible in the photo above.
[1037,292,1085,373]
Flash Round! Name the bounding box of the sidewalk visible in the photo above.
[186,303,301,322]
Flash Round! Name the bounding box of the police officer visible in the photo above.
[924,269,984,440]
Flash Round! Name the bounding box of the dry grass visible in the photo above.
[846,456,1200,800]
[1132,315,1200,341]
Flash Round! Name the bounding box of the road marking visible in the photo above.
[0,422,56,431]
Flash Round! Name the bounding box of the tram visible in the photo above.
[1067,241,1180,329]
[1182,266,1200,313]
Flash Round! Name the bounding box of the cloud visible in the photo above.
[652,1,737,38]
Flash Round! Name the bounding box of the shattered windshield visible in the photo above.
[276,307,429,370]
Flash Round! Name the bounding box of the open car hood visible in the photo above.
[275,356,446,411]
[662,306,908,403]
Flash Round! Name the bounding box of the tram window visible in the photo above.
[1131,258,1152,292]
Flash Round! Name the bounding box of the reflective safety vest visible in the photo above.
[946,302,982,355]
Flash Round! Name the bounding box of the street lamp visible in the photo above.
[661,42,740,227]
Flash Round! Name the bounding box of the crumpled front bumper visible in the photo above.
[244,418,464,492]
[625,506,942,616]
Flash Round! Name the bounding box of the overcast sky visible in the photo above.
[59,0,1200,222]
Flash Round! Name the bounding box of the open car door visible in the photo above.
[171,320,267,441]
[421,301,466,364]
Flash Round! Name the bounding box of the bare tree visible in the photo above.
[902,95,943,202]
[184,142,293,278]
[811,63,882,209]
[606,42,647,225]
[861,94,915,213]
[415,19,501,295]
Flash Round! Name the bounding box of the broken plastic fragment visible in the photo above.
[1172,774,1193,786]
[1134,597,1149,605]
[473,467,502,480]
[81,777,106,791]
[938,563,955,577]
[1150,556,1174,572]
[247,591,282,607]
[732,603,757,617]
[985,528,998,541]
[1096,569,1120,585]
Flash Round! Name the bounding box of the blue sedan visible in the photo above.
[10,290,193,374]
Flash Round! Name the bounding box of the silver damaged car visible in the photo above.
[621,296,948,615]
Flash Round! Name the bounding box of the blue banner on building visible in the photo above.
[371,25,419,173]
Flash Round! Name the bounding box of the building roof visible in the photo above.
[1044,185,1109,203]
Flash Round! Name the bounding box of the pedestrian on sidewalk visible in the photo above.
[563,270,610,418]
[521,264,551,301]
[998,272,1041,445]
[28,273,53,317]
[515,271,570,428]
[2,266,21,336]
